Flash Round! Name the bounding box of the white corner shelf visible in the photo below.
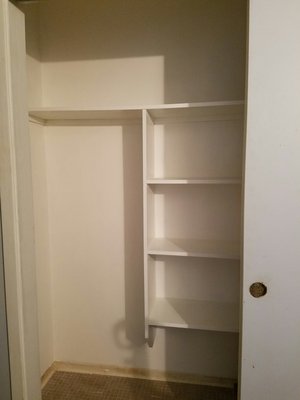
[146,178,242,185]
[28,100,244,123]
[149,298,239,333]
[147,238,240,259]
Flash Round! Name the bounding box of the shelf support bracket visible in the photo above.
[147,326,157,347]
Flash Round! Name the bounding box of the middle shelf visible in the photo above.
[148,238,240,259]
[149,298,239,333]
[147,178,242,185]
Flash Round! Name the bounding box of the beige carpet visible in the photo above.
[42,371,236,400]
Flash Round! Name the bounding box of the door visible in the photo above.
[0,204,11,399]
[241,1,300,399]
[0,1,41,399]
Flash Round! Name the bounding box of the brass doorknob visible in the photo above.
[249,282,267,298]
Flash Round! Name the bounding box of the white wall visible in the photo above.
[20,3,54,375]
[24,0,246,379]
[39,0,246,107]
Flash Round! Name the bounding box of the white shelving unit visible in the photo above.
[29,100,244,342]
[142,101,244,341]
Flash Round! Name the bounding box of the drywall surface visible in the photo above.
[39,0,246,107]
[24,0,246,378]
[20,2,42,108]
[21,3,54,375]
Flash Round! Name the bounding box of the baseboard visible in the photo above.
[41,363,56,389]
[42,361,236,389]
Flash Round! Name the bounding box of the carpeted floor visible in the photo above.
[42,371,237,400]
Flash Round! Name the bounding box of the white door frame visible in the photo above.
[0,205,11,399]
[0,1,41,399]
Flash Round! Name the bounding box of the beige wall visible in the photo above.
[24,0,246,378]
[39,0,246,107]
[20,2,54,375]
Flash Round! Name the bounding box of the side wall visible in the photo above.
[20,3,54,376]
[39,0,246,107]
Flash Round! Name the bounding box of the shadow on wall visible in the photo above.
[122,124,144,347]
[25,0,246,104]
[111,122,149,380]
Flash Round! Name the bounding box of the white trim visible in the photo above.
[0,1,41,399]
[3,3,28,396]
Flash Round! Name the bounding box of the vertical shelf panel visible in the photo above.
[142,109,154,339]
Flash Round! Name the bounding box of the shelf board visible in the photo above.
[148,238,240,259]
[29,101,244,123]
[147,101,244,122]
[29,107,141,122]
[147,178,242,185]
[149,297,239,333]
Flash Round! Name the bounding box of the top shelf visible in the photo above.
[29,101,244,124]
[147,101,244,122]
[29,108,141,123]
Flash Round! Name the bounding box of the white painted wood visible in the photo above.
[149,298,239,333]
[29,108,142,123]
[148,238,240,259]
[147,178,241,185]
[29,121,54,375]
[29,101,243,123]
[241,1,300,399]
[147,255,156,334]
[143,96,243,338]
[0,208,11,400]
[145,110,155,181]
[142,110,150,339]
[0,1,41,399]
[147,101,244,123]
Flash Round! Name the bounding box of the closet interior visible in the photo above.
[19,0,247,388]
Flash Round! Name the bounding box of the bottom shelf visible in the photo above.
[148,298,239,333]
